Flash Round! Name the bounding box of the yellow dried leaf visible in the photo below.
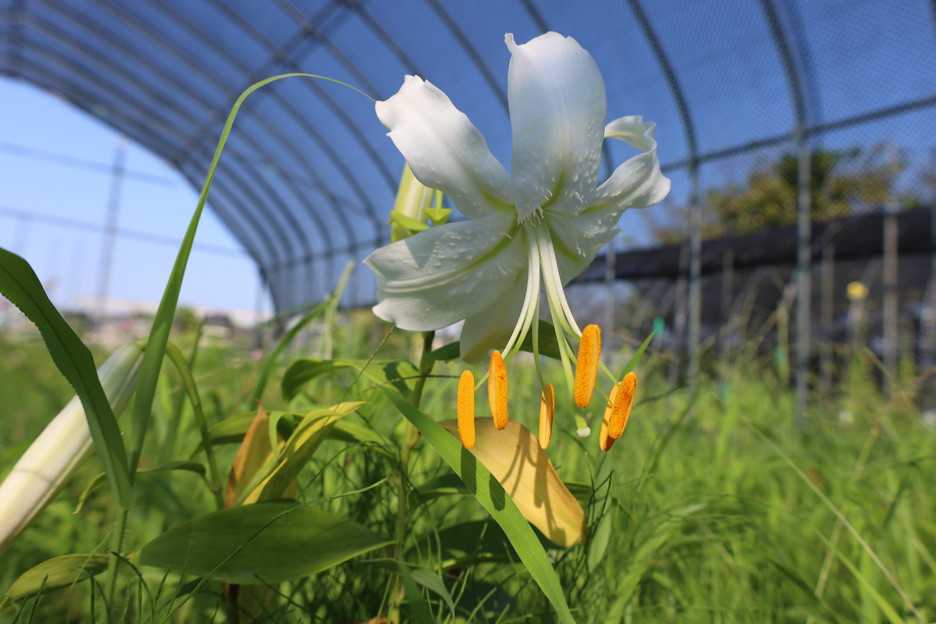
[225,406,273,507]
[441,419,585,547]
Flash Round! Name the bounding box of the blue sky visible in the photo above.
[0,77,270,315]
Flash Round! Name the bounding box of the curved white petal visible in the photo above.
[376,75,512,219]
[458,281,526,362]
[364,213,526,331]
[594,116,671,209]
[546,117,671,282]
[506,32,607,220]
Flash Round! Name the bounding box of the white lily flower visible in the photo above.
[365,32,670,364]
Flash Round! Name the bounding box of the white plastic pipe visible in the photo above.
[0,343,143,551]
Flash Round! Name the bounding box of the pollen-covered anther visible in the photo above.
[607,372,638,439]
[456,370,476,449]
[488,350,509,430]
[573,324,601,408]
[538,384,555,449]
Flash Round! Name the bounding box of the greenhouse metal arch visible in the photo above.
[2,0,936,414]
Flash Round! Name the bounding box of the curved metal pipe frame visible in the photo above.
[761,0,814,427]
[628,0,701,382]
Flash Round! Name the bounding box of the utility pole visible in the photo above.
[96,144,126,318]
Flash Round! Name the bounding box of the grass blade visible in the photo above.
[164,342,223,508]
[0,248,131,506]
[252,261,355,406]
[129,72,370,475]
[251,302,329,406]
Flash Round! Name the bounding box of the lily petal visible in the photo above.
[365,213,526,331]
[547,117,671,281]
[441,420,585,547]
[458,283,526,362]
[376,75,512,219]
[594,116,671,210]
[506,32,606,220]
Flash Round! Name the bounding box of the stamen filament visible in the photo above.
[502,239,541,358]
[531,299,546,389]
[573,324,601,408]
[538,384,555,449]
[456,370,476,449]
[488,350,509,429]
[536,227,582,337]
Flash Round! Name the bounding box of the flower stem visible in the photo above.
[388,330,435,623]
[105,507,130,616]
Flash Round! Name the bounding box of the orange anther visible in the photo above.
[456,370,476,449]
[607,372,638,439]
[573,324,601,408]
[488,350,509,429]
[488,351,510,429]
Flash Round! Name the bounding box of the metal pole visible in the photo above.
[820,243,835,391]
[254,267,271,350]
[672,245,688,385]
[883,201,899,392]
[628,0,699,383]
[719,249,734,360]
[761,0,814,428]
[96,144,126,317]
[794,135,811,427]
[920,190,936,415]
[688,164,702,380]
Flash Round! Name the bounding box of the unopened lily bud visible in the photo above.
[0,343,143,551]
[389,165,445,241]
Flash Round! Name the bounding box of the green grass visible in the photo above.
[0,318,933,623]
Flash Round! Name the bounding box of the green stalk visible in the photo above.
[160,322,203,464]
[388,330,435,623]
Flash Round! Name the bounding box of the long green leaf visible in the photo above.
[129,72,370,475]
[617,330,655,378]
[320,261,355,359]
[138,501,391,584]
[4,554,109,602]
[281,358,419,401]
[0,248,131,506]
[384,390,576,624]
